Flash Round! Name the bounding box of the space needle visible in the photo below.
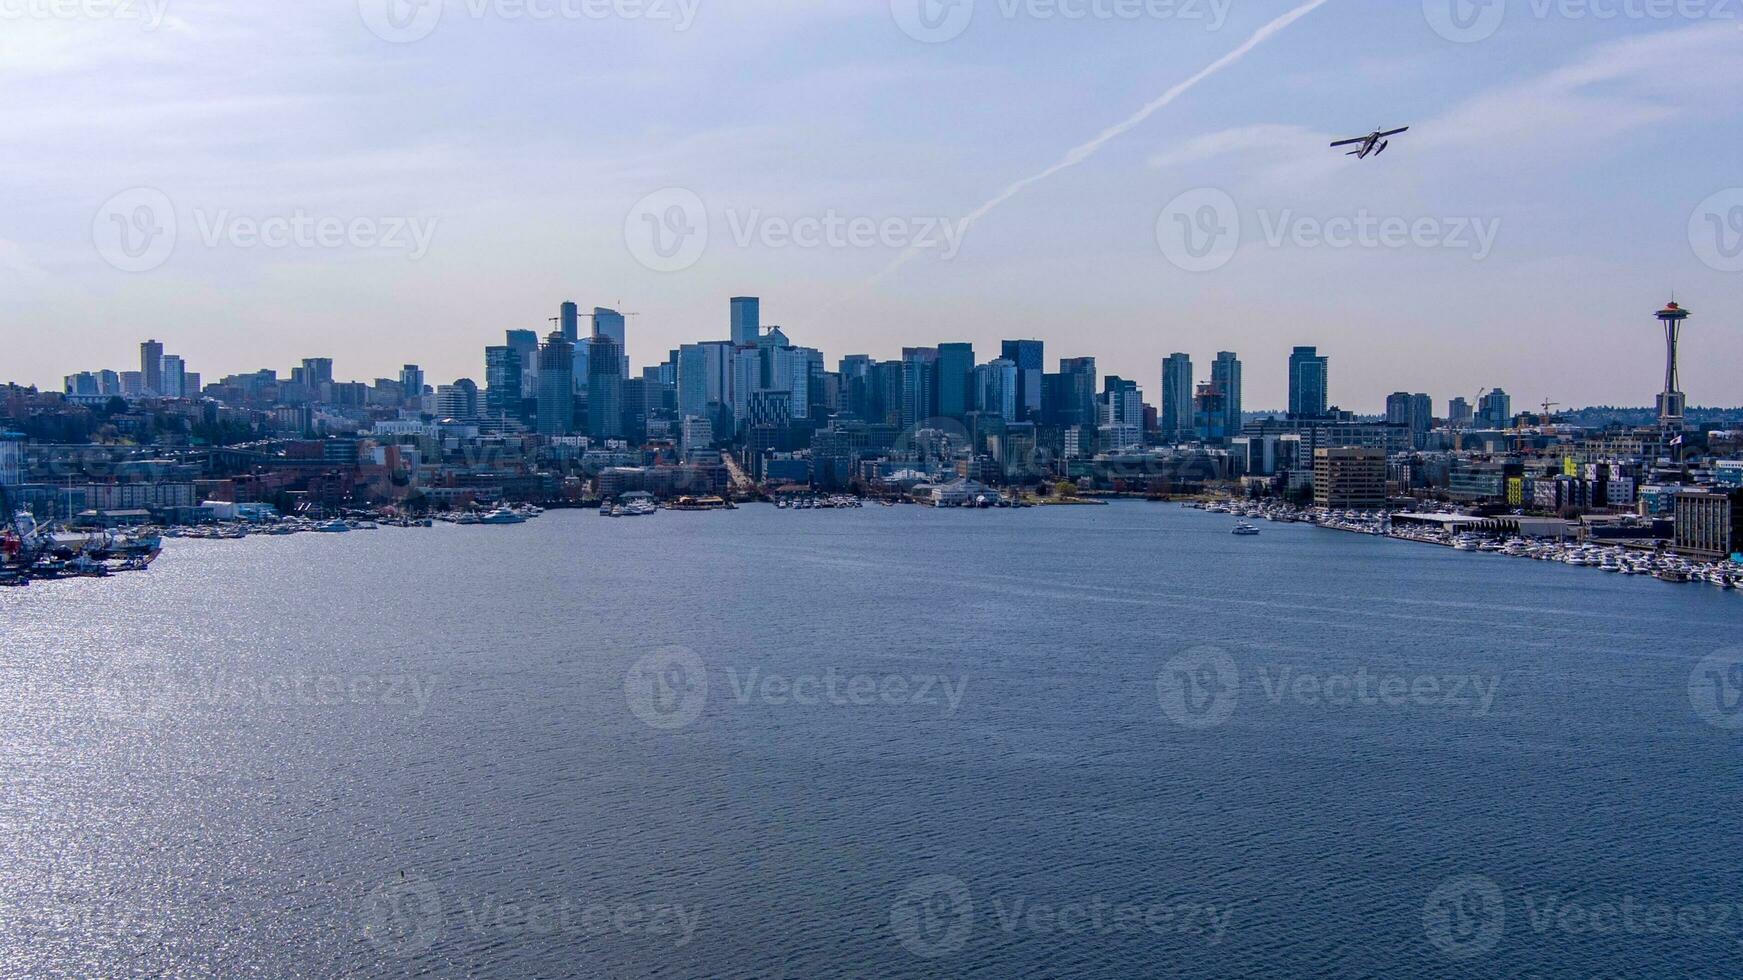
[1655,300,1690,429]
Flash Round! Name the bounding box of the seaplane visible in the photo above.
[1330,126,1409,160]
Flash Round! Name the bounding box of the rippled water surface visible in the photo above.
[1,503,1739,978]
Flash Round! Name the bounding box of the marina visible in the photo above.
[1187,500,1743,589]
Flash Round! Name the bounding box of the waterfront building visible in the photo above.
[1161,353,1193,442]
[1314,446,1387,510]
[731,297,761,346]
[1673,487,1742,560]
[1288,347,1329,419]
[536,332,575,435]
[1000,340,1044,421]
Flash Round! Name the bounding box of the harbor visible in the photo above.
[1187,500,1743,589]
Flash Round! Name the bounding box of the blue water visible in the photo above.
[1,503,1738,978]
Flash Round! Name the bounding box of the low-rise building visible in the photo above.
[1673,488,1743,560]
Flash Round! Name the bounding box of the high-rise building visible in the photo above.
[536,332,576,435]
[485,346,523,421]
[1655,300,1691,427]
[1288,347,1329,419]
[399,365,426,410]
[901,347,939,429]
[587,335,625,441]
[0,431,22,487]
[594,308,629,377]
[560,301,581,344]
[1448,397,1473,427]
[434,379,479,419]
[936,343,975,420]
[1478,389,1512,429]
[1161,353,1194,442]
[975,359,1019,421]
[677,341,735,420]
[140,340,164,395]
[301,358,334,389]
[1211,352,1242,440]
[1000,340,1044,421]
[1057,357,1097,430]
[506,330,540,397]
[159,354,186,398]
[731,297,761,346]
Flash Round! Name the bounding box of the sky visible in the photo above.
[2,0,1740,412]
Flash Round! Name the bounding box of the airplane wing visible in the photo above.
[1328,137,1365,147]
[1377,127,1409,138]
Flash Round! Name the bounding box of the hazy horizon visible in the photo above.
[5,0,1740,411]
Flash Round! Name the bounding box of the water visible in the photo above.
[1,503,1738,978]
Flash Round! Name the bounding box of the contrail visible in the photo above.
[858,0,1335,289]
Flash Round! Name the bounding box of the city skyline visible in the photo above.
[38,294,1738,418]
[4,4,1741,407]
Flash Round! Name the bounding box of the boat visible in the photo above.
[316,519,351,533]
[479,507,527,525]
[1232,522,1261,536]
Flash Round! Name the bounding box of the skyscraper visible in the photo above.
[1448,397,1473,428]
[1288,346,1329,419]
[536,332,575,435]
[140,340,163,395]
[1478,389,1512,429]
[160,354,186,398]
[560,301,580,344]
[1161,353,1194,442]
[901,347,939,429]
[936,343,974,420]
[1057,357,1097,430]
[1000,340,1044,421]
[731,297,761,346]
[399,365,425,410]
[485,346,523,420]
[1211,351,1242,439]
[594,308,629,377]
[587,334,625,441]
[506,330,540,398]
